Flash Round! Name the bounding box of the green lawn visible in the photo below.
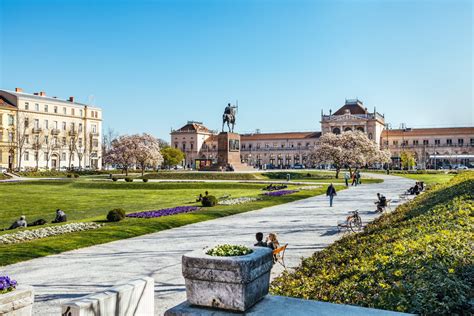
[0,179,336,265]
[393,173,455,185]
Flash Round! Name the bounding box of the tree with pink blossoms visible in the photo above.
[310,131,391,178]
[103,135,137,175]
[132,133,163,176]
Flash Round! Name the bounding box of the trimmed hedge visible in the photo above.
[201,195,218,207]
[271,172,474,315]
[143,172,258,181]
[107,209,126,222]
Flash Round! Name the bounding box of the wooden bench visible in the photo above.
[273,244,288,269]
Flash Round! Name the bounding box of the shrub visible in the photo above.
[112,177,118,182]
[107,209,126,222]
[201,195,218,207]
[73,174,80,178]
[142,178,149,183]
[271,172,474,315]
[124,177,133,182]
[206,244,253,257]
[67,174,73,178]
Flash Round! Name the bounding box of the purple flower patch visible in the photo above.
[0,275,17,293]
[264,190,299,197]
[126,206,200,219]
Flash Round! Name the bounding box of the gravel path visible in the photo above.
[2,173,413,315]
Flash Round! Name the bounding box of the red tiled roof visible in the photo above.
[172,122,212,133]
[241,131,321,141]
[382,127,474,137]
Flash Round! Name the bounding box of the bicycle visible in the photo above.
[338,209,363,232]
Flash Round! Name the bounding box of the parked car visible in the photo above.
[292,164,305,169]
[455,165,468,170]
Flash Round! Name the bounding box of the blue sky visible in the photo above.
[1,0,472,140]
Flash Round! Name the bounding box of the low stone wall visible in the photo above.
[0,286,34,316]
[61,277,154,316]
[166,295,413,315]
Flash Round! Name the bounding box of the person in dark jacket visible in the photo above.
[254,232,267,247]
[326,184,337,207]
[52,209,67,223]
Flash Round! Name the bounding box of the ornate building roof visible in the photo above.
[333,99,368,115]
[0,96,16,109]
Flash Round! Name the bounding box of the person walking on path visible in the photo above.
[326,183,337,207]
[356,170,361,185]
[351,172,357,186]
[344,172,350,187]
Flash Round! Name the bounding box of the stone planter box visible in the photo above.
[182,246,273,312]
[0,286,34,316]
[61,277,154,316]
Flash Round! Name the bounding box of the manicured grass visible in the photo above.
[394,173,456,185]
[271,172,473,315]
[0,180,337,265]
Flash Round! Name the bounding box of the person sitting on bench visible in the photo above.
[375,193,387,212]
[9,216,27,230]
[266,233,281,263]
[52,209,67,223]
[254,232,267,247]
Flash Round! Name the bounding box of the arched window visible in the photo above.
[357,127,364,132]
[368,133,373,140]
[332,127,341,134]
[344,127,352,132]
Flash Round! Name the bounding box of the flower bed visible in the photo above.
[206,244,253,257]
[126,206,199,218]
[219,197,259,205]
[0,223,103,245]
[263,190,298,197]
[0,276,17,294]
[271,172,474,315]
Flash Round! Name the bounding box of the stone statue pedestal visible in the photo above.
[217,132,242,168]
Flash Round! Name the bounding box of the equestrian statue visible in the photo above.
[222,103,238,133]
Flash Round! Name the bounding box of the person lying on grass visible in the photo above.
[8,216,27,230]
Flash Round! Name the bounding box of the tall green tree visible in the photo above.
[161,147,185,169]
[400,151,416,170]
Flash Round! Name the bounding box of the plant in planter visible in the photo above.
[182,246,273,312]
[0,276,34,316]
[206,244,253,257]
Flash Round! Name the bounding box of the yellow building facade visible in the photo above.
[0,96,17,170]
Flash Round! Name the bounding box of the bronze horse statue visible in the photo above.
[222,103,237,133]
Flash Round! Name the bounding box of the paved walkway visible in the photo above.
[3,174,413,315]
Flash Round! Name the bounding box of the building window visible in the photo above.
[332,127,341,134]
[45,136,49,144]
[8,115,14,126]
[24,151,29,161]
[44,120,49,129]
[62,137,67,146]
[34,119,39,129]
[458,139,464,145]
[35,103,39,111]
[368,133,373,140]
[242,144,246,149]
[249,144,252,149]
[257,143,261,149]
[174,143,178,149]
[62,122,66,130]
[446,139,452,146]
[8,132,14,142]
[63,107,67,115]
[71,108,75,116]
[25,135,29,144]
[70,153,74,160]
[62,153,66,161]
[44,104,48,112]
[471,138,474,145]
[92,124,97,133]
[54,106,58,113]
[423,140,429,145]
[78,138,82,146]
[80,109,83,117]
[54,121,58,129]
[190,143,194,150]
[182,143,186,150]
[79,123,83,132]
[413,140,419,146]
[435,139,441,146]
[25,102,29,110]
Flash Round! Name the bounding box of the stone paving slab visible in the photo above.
[2,174,413,315]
